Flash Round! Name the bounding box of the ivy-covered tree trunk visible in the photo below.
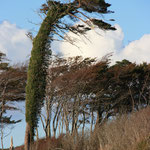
[24,3,76,150]
[25,0,115,149]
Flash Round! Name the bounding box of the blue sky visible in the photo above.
[0,0,150,44]
[0,0,45,29]
[0,0,150,148]
[109,0,150,44]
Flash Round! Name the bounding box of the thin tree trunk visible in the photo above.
[1,126,4,150]
[36,128,39,141]
[24,123,31,150]
[95,108,103,128]
[53,105,62,137]
[90,109,94,134]
[129,87,135,111]
[72,98,76,133]
[9,136,14,150]
[61,112,64,134]
[59,122,61,135]
[64,111,69,134]
[47,123,51,138]
[46,111,51,138]
[82,110,85,137]
[46,96,52,138]
[1,86,6,150]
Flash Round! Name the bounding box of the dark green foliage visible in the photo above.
[0,52,9,70]
[92,19,116,30]
[95,60,150,118]
[25,8,54,141]
[40,0,116,42]
[74,0,111,13]
[0,116,21,128]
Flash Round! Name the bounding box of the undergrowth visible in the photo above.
[4,106,150,150]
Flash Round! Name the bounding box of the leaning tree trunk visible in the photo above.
[24,3,76,150]
[24,0,115,149]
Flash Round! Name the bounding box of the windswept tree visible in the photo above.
[42,55,150,138]
[43,56,97,137]
[25,0,115,149]
[51,55,110,134]
[0,52,27,124]
[0,52,27,149]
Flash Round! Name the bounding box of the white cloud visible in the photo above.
[0,21,32,63]
[117,34,150,63]
[1,21,149,65]
[54,24,123,59]
[55,24,150,64]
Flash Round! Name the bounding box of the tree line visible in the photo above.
[40,55,150,138]
[1,51,150,148]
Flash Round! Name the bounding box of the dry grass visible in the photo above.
[60,107,150,150]
[94,107,150,150]
[7,106,150,150]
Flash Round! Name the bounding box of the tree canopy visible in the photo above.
[43,55,150,136]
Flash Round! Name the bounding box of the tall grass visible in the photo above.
[94,107,150,150]
[8,106,150,150]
